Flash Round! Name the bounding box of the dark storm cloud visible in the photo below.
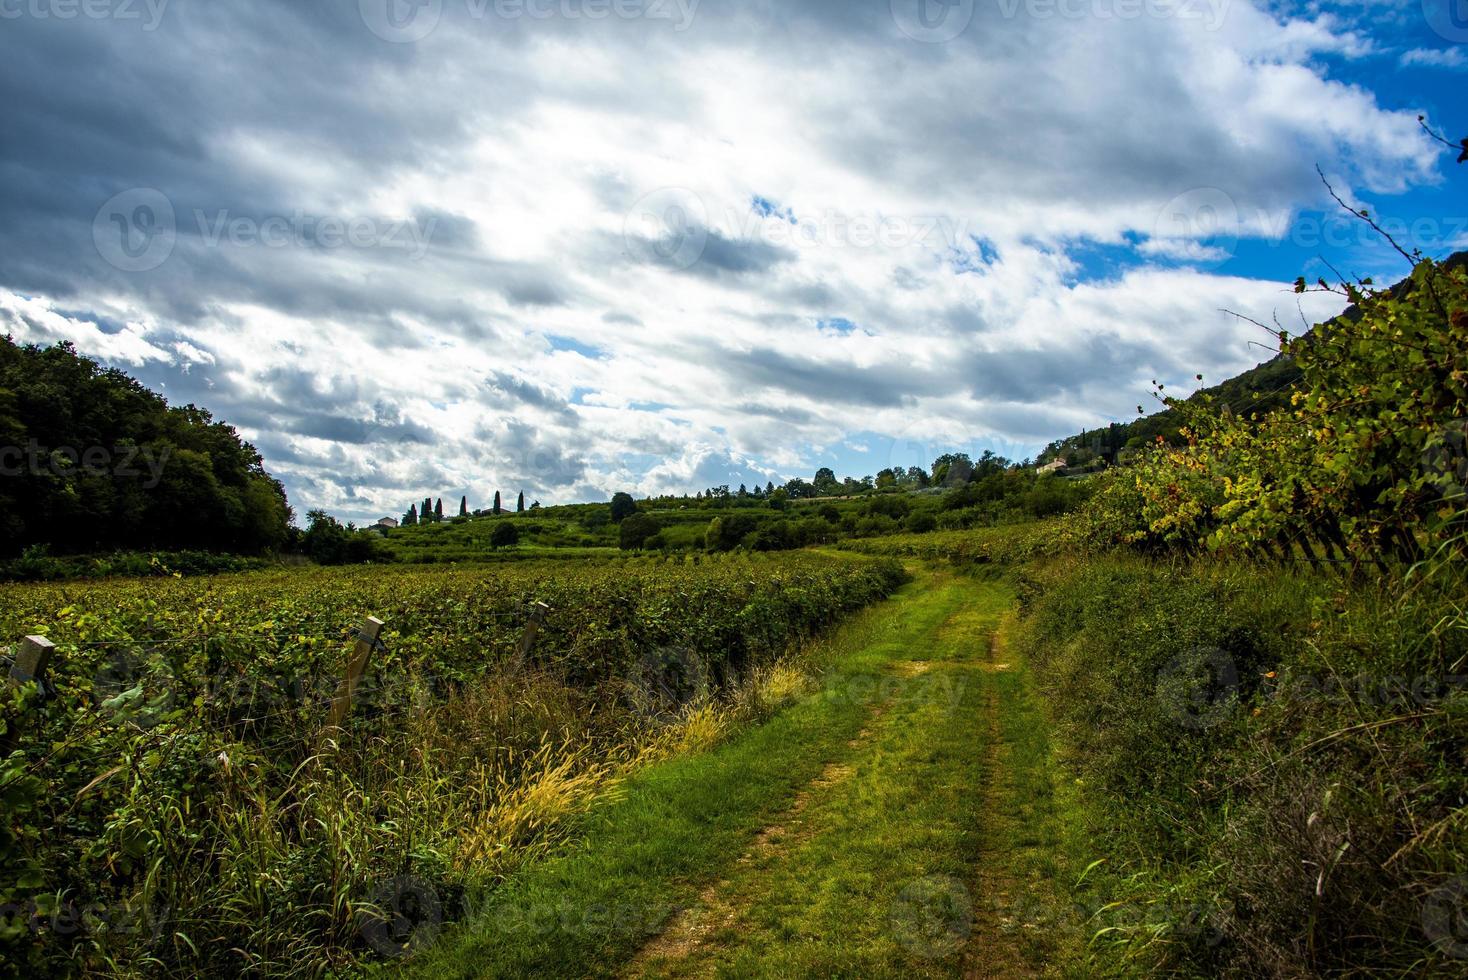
[503,277,571,307]
[692,231,796,276]
[964,337,1154,404]
[733,402,820,425]
[485,371,579,421]
[473,420,588,489]
[0,1,532,323]
[616,226,796,280]
[721,346,922,408]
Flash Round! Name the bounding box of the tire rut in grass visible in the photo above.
[963,631,1038,980]
[622,697,896,976]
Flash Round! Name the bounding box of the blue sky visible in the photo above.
[0,0,1465,520]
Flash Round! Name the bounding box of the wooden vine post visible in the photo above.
[4,635,54,752]
[7,635,55,687]
[322,616,385,735]
[513,602,551,670]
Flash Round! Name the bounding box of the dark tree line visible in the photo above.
[0,338,292,557]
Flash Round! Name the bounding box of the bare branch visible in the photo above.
[1316,166,1417,267]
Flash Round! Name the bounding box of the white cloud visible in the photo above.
[1400,47,1468,70]
[0,0,1445,520]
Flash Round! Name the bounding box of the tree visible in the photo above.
[303,510,383,565]
[434,498,443,521]
[769,488,789,511]
[610,491,637,522]
[765,481,775,496]
[459,495,468,517]
[517,491,525,513]
[813,467,838,495]
[493,491,502,515]
[0,337,293,557]
[422,497,434,523]
[706,513,757,551]
[619,512,659,550]
[906,512,937,533]
[403,503,418,526]
[489,522,519,549]
[784,478,816,499]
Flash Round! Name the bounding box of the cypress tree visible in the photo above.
[459,495,468,517]
[517,491,525,513]
[434,498,443,521]
[493,491,502,515]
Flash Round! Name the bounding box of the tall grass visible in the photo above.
[15,647,828,978]
[1012,554,1468,976]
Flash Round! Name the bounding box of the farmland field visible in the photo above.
[0,552,903,977]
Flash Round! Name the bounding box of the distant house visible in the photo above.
[375,517,399,529]
[1037,458,1067,475]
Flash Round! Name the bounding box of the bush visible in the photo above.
[489,522,520,549]
[706,514,757,551]
[302,511,386,565]
[1012,554,1468,975]
[904,512,937,533]
[866,494,910,519]
[619,513,659,550]
[609,492,637,523]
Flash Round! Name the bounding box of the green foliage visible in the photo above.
[1071,255,1468,565]
[618,513,659,550]
[0,338,291,557]
[0,546,269,582]
[0,552,903,977]
[706,513,757,552]
[841,520,1059,567]
[1012,554,1468,975]
[489,521,519,549]
[302,510,385,565]
[609,492,637,523]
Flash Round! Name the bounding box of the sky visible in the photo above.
[1,0,1465,522]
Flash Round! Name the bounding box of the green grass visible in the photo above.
[392,568,980,978]
[390,566,1094,979]
[652,587,1007,979]
[1011,552,1468,977]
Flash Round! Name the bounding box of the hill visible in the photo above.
[1039,250,1468,468]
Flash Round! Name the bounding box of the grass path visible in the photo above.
[395,565,1080,979]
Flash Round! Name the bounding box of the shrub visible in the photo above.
[905,512,937,533]
[1012,554,1468,976]
[490,523,520,549]
[619,513,659,550]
